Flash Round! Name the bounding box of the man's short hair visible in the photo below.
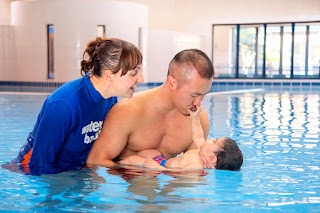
[167,49,214,81]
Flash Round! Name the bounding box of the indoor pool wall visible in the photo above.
[1,79,320,93]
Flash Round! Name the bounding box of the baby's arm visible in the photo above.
[188,105,206,149]
[118,149,162,167]
[143,158,167,171]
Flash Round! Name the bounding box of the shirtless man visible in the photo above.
[87,49,214,168]
[118,106,243,171]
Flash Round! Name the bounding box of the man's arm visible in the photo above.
[137,149,162,158]
[118,155,146,167]
[87,100,138,167]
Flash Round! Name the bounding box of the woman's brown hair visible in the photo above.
[81,37,142,77]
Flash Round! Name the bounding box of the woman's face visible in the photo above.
[113,64,144,98]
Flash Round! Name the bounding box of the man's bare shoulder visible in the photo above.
[110,88,158,117]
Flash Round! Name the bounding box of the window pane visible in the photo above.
[308,24,320,78]
[266,25,281,78]
[293,24,307,78]
[212,25,237,78]
[239,25,264,78]
[282,25,292,78]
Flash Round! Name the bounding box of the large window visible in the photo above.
[212,21,320,79]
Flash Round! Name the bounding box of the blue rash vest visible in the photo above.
[12,76,117,174]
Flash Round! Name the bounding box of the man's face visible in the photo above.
[173,73,213,116]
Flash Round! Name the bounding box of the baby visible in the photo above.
[119,106,243,171]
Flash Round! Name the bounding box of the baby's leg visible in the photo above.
[137,149,162,158]
[118,155,146,166]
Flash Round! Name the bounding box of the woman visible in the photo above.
[11,37,143,174]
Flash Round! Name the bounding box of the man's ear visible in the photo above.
[167,75,177,90]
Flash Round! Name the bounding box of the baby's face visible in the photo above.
[203,138,224,151]
[199,138,225,167]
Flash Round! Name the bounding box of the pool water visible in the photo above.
[0,90,319,212]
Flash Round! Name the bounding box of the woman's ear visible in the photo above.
[104,70,115,82]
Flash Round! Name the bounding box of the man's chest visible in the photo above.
[128,119,193,157]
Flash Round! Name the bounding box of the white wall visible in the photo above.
[0,0,11,25]
[128,0,320,31]
[145,29,207,82]
[1,0,320,83]
[10,0,148,82]
[0,1,14,81]
[0,25,15,80]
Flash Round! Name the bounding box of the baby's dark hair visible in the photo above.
[215,137,243,171]
[81,37,142,77]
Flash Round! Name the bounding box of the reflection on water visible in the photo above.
[106,167,209,212]
[205,92,320,144]
[203,91,320,212]
[0,92,320,212]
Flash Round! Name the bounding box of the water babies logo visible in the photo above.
[81,120,104,144]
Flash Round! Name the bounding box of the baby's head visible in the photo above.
[214,137,243,171]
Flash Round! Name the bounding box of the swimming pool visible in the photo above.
[0,87,319,212]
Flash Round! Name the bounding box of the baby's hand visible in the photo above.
[199,142,215,169]
[143,158,165,170]
[187,105,201,118]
